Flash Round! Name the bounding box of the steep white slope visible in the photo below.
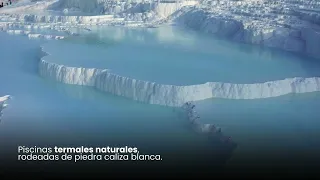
[172,0,320,59]
[0,0,198,24]
[49,0,198,19]
[0,95,11,120]
[39,47,320,107]
[154,1,198,19]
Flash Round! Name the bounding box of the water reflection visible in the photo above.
[68,25,196,47]
[62,33,119,48]
[45,25,320,86]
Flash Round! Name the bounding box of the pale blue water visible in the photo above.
[194,93,320,170]
[43,25,320,85]
[0,32,215,161]
[1,25,320,170]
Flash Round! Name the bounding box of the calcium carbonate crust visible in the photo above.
[2,0,320,107]
[0,95,11,120]
[0,0,198,25]
[172,0,320,59]
[39,46,320,107]
[3,0,320,59]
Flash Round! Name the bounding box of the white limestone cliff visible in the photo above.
[1,0,198,24]
[171,0,320,58]
[39,47,320,107]
[3,0,320,59]
[1,0,320,108]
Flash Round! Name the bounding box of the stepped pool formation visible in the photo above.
[39,25,320,107]
[1,0,320,176]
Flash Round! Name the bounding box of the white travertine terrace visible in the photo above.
[1,0,320,107]
[172,0,320,58]
[39,46,320,107]
[1,0,319,57]
[0,95,10,120]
